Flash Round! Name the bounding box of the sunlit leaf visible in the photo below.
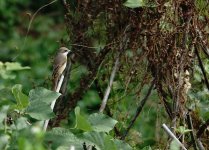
[74,107,92,131]
[5,62,30,71]
[124,0,146,8]
[12,84,29,110]
[175,126,192,134]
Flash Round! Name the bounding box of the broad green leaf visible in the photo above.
[104,135,117,150]
[88,113,118,132]
[45,127,83,150]
[74,107,92,131]
[12,84,29,110]
[124,0,146,8]
[26,101,54,120]
[114,139,132,150]
[82,131,131,150]
[5,62,30,71]
[29,87,61,104]
[82,131,106,150]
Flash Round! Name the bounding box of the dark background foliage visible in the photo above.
[0,0,208,149]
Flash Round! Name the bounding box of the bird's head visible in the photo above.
[59,47,71,56]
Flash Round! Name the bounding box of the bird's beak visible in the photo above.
[67,49,72,56]
[67,49,71,54]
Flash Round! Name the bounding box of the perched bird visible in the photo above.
[52,47,71,91]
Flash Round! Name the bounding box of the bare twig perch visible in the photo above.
[162,124,187,150]
[99,55,120,113]
[99,25,130,113]
[186,113,198,150]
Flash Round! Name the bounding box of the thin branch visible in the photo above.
[69,41,119,49]
[186,112,198,150]
[99,54,120,112]
[194,46,209,91]
[13,0,58,60]
[196,140,205,150]
[162,124,187,150]
[199,44,209,58]
[121,79,155,140]
[158,85,173,120]
[99,25,130,112]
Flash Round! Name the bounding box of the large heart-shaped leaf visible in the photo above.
[29,87,61,104]
[88,113,118,132]
[26,101,54,120]
[45,127,83,150]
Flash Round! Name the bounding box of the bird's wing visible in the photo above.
[52,54,67,76]
[52,54,67,91]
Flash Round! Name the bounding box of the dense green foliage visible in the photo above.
[0,0,209,150]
